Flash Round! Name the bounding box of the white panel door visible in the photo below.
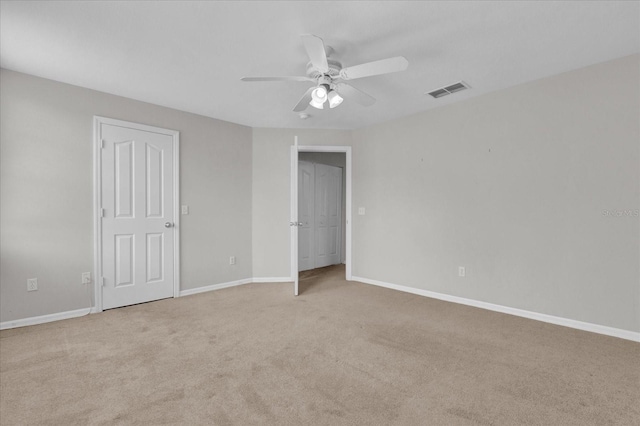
[314,164,342,268]
[101,124,175,309]
[298,161,315,272]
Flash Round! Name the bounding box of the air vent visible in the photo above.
[426,81,470,98]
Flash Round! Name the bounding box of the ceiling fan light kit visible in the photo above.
[311,84,329,108]
[308,82,343,109]
[241,34,409,113]
[327,90,343,108]
[309,98,324,109]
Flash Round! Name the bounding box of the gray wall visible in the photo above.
[351,54,639,332]
[0,69,253,322]
[252,129,352,278]
[298,152,347,264]
[2,54,638,333]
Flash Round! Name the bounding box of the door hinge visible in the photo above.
[101,139,106,149]
[101,277,106,287]
[101,208,106,218]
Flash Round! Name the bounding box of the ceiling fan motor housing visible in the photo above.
[306,57,342,80]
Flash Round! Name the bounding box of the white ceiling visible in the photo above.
[1,1,638,130]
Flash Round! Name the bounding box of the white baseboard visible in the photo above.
[11,276,634,343]
[0,308,91,330]
[179,278,253,297]
[252,277,292,283]
[1,277,289,329]
[179,277,292,296]
[352,276,640,343]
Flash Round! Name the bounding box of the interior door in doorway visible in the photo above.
[101,123,176,309]
[314,163,342,268]
[298,161,315,272]
[298,162,342,271]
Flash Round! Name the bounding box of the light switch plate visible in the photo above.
[181,205,189,215]
[358,207,366,215]
[82,272,91,284]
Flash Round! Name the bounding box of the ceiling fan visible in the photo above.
[241,34,409,112]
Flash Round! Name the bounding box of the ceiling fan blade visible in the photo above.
[241,76,314,82]
[339,56,409,80]
[335,83,376,107]
[293,87,315,112]
[301,34,329,73]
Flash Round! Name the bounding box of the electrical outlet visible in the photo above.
[229,256,236,265]
[27,278,38,292]
[82,272,91,285]
[458,266,466,277]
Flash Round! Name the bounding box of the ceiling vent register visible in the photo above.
[427,81,470,98]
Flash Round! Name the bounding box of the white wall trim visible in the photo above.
[92,117,103,312]
[179,278,253,297]
[252,277,293,283]
[172,126,181,299]
[352,276,640,342]
[6,276,635,343]
[290,145,299,295]
[0,276,294,329]
[0,308,92,330]
[180,277,293,296]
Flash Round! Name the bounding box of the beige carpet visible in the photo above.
[1,265,638,425]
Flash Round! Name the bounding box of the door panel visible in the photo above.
[146,233,164,282]
[101,123,175,309]
[328,227,338,256]
[114,140,134,218]
[315,164,342,268]
[298,161,315,272]
[145,144,164,218]
[114,234,134,287]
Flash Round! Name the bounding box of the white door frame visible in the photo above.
[92,116,180,312]
[291,144,352,282]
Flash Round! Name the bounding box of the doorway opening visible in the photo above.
[290,144,352,296]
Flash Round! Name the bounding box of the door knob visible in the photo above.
[165,222,173,228]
